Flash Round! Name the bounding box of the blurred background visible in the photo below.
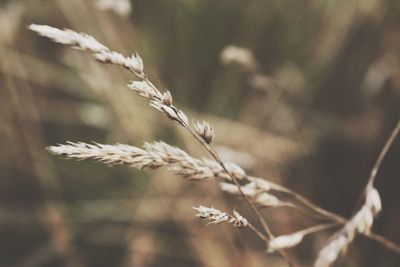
[1,0,400,266]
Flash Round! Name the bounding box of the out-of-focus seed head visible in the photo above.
[268,232,304,252]
[161,91,173,106]
[126,53,144,73]
[194,120,214,144]
[128,80,163,100]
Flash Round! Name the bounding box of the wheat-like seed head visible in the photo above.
[29,24,107,52]
[28,24,192,127]
[48,141,246,181]
[95,51,144,73]
[193,120,214,144]
[29,25,218,162]
[267,223,338,253]
[127,80,164,101]
[268,232,304,252]
[193,206,248,227]
[314,187,382,267]
[29,24,144,73]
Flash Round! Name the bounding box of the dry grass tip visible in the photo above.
[193,206,248,228]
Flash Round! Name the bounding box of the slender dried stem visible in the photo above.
[268,223,338,253]
[269,179,400,256]
[315,120,400,267]
[245,174,400,254]
[178,117,274,237]
[136,71,276,241]
[248,223,269,242]
[123,70,293,263]
[368,232,400,254]
[367,120,400,188]
[301,223,338,236]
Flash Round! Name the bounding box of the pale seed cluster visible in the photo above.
[193,120,214,144]
[29,24,185,128]
[29,24,143,73]
[48,141,245,181]
[268,232,304,252]
[193,206,248,228]
[315,187,381,267]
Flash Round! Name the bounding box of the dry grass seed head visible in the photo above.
[193,206,248,228]
[193,120,214,144]
[314,187,382,267]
